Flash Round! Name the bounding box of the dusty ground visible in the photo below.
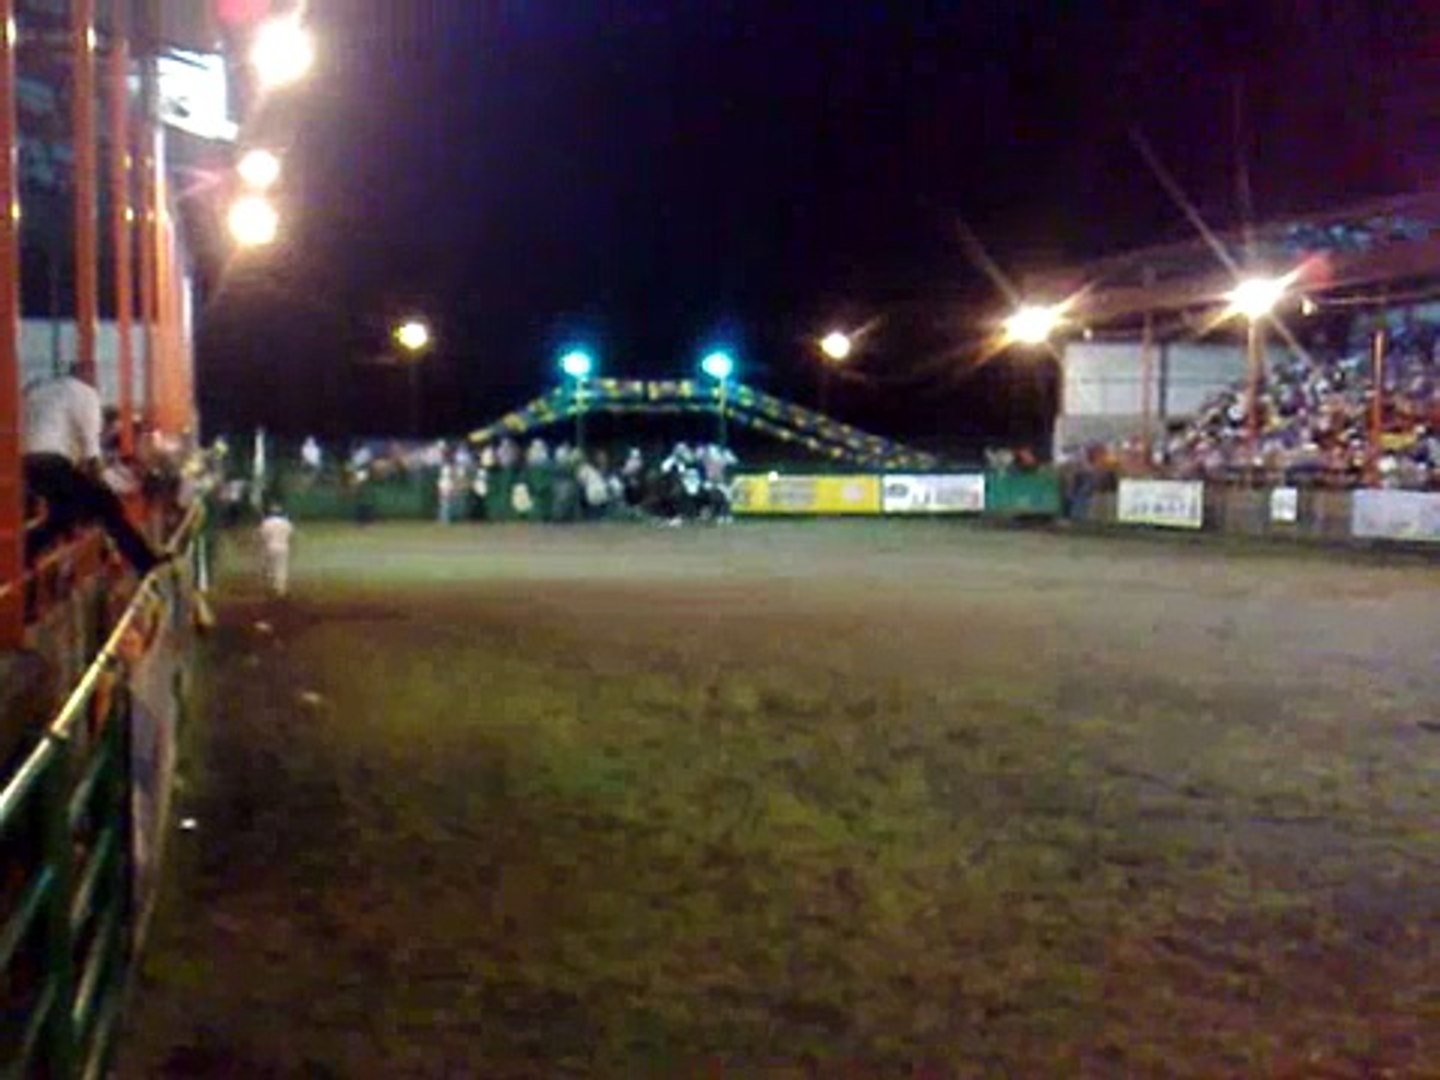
[118,522,1440,1077]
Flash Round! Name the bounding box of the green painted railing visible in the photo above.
[0,503,205,1079]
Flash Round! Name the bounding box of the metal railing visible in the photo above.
[0,501,204,1079]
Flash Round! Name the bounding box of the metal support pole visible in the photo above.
[154,153,175,432]
[137,8,158,433]
[1051,352,1065,464]
[1246,318,1263,464]
[574,380,586,456]
[1369,326,1386,485]
[408,361,420,437]
[1139,267,1156,470]
[0,0,23,647]
[72,0,99,386]
[108,18,134,454]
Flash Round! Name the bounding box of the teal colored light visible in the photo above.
[701,350,735,381]
[560,349,595,379]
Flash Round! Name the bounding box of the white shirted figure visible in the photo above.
[301,436,323,471]
[258,505,295,598]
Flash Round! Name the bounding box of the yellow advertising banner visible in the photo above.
[732,474,882,515]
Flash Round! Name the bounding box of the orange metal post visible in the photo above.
[137,111,156,432]
[107,22,133,454]
[0,0,23,645]
[153,141,178,435]
[71,0,99,386]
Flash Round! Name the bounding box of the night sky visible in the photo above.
[197,0,1440,451]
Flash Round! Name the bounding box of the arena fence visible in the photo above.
[0,503,205,1078]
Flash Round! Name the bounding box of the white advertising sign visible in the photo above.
[1270,487,1299,525]
[1351,490,1440,543]
[882,474,986,514]
[157,50,238,142]
[1117,479,1205,530]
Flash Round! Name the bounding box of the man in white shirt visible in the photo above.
[436,463,456,523]
[257,505,295,598]
[23,370,164,574]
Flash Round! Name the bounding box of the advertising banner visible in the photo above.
[1270,486,1299,525]
[732,474,882,515]
[882,474,986,514]
[1117,479,1205,529]
[1351,489,1440,543]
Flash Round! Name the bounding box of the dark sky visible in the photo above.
[198,0,1440,449]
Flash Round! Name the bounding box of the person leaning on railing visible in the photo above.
[21,367,168,576]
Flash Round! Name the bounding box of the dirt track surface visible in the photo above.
[119,523,1440,1077]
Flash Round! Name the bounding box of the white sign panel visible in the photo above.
[157,50,238,142]
[1270,487,1299,525]
[882,474,985,514]
[1117,479,1205,530]
[1351,490,1440,544]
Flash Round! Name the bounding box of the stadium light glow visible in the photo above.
[820,331,853,362]
[1003,303,1065,347]
[1226,275,1290,322]
[701,350,735,381]
[227,194,279,248]
[237,148,282,190]
[560,349,594,379]
[250,15,315,89]
[394,319,432,353]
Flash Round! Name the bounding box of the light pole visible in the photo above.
[817,330,852,415]
[701,350,736,448]
[1002,302,1067,460]
[394,319,433,437]
[560,349,595,454]
[237,147,282,191]
[227,194,280,248]
[250,13,316,91]
[1225,275,1288,462]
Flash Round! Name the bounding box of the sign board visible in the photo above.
[882,474,985,514]
[157,50,237,142]
[1270,487,1299,525]
[732,474,881,515]
[1351,489,1440,544]
[1117,479,1204,530]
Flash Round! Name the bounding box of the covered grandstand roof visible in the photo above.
[1027,192,1440,329]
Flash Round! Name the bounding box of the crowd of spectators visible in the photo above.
[1088,329,1440,489]
[232,435,740,526]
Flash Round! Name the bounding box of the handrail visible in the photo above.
[46,500,201,744]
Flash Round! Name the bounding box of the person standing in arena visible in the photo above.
[22,367,166,574]
[257,504,295,598]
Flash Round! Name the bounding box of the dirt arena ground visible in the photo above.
[118,522,1440,1077]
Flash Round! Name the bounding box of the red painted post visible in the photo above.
[0,0,23,645]
[137,105,156,432]
[108,14,134,454]
[72,0,99,386]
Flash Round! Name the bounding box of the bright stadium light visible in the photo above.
[251,14,315,89]
[394,319,432,353]
[237,147,282,190]
[227,194,279,247]
[820,330,853,362]
[1226,275,1290,322]
[701,350,735,381]
[1003,303,1065,347]
[560,349,594,379]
